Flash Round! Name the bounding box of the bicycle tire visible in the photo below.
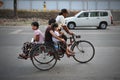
[71,40,95,63]
[30,44,57,71]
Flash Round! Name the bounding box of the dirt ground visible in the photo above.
[0,18,48,26]
[0,18,120,26]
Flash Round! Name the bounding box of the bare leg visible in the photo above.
[67,46,75,54]
[66,47,75,57]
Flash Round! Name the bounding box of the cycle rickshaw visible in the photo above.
[29,34,95,71]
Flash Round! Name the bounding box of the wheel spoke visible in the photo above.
[31,44,57,71]
[76,45,84,53]
[72,41,95,63]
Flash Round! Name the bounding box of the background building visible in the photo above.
[0,0,120,11]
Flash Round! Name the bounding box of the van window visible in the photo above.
[100,12,108,16]
[78,12,89,18]
[90,12,99,17]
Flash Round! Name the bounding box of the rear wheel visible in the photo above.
[98,22,107,29]
[30,45,57,71]
[71,40,95,63]
[68,22,75,29]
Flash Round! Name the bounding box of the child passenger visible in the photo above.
[51,23,75,57]
[19,22,44,59]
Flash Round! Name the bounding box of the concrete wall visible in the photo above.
[0,10,120,21]
[0,0,120,10]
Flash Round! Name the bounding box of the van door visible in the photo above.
[89,12,100,26]
[75,12,90,26]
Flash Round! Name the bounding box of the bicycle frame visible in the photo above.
[67,34,81,47]
[55,35,81,56]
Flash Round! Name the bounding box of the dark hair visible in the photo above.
[59,8,68,15]
[48,18,56,25]
[51,23,58,31]
[31,22,39,28]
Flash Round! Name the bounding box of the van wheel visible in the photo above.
[99,22,107,29]
[68,23,75,29]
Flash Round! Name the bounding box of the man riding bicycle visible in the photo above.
[45,9,74,57]
[56,9,74,36]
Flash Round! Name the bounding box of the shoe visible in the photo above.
[18,56,25,59]
[57,57,60,60]
[48,52,53,56]
[56,54,61,60]
[68,43,72,47]
[68,50,75,54]
[66,53,75,58]
[19,54,28,60]
[33,53,39,56]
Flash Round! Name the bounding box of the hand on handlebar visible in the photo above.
[61,39,66,43]
[69,32,74,35]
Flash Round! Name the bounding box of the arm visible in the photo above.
[34,35,40,42]
[62,25,74,35]
[49,30,65,42]
[59,16,74,35]
[62,25,70,34]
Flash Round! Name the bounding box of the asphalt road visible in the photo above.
[0,25,120,80]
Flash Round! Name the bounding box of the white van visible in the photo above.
[65,10,113,29]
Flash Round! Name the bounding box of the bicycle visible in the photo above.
[30,34,95,71]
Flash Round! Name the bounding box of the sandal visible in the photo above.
[66,53,75,57]
[19,54,28,60]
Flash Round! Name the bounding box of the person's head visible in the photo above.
[31,22,39,30]
[51,23,58,31]
[59,8,68,18]
[48,18,56,25]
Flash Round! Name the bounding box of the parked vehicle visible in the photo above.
[65,10,113,29]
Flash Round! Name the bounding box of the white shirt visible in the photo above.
[52,31,60,42]
[56,15,66,29]
[34,29,44,43]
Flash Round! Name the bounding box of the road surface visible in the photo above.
[0,25,120,80]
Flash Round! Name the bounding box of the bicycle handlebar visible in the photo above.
[67,34,81,39]
[72,34,81,38]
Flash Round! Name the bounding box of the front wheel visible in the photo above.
[71,40,95,63]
